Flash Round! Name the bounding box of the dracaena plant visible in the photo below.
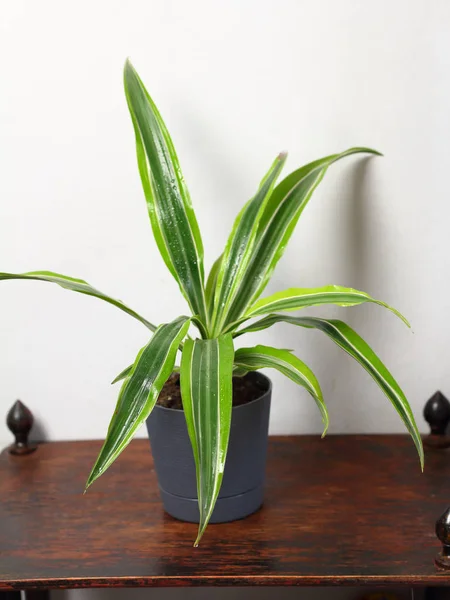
[1,60,423,545]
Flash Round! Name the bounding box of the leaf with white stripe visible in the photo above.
[234,345,328,436]
[210,153,287,335]
[205,254,222,320]
[258,147,381,234]
[244,285,409,325]
[225,148,381,326]
[0,271,156,331]
[235,314,423,468]
[124,60,207,322]
[86,315,190,489]
[180,334,234,546]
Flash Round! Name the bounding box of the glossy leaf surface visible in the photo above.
[87,315,190,489]
[244,285,409,325]
[235,314,423,468]
[180,334,234,545]
[234,344,328,435]
[205,254,222,321]
[225,148,381,326]
[124,61,207,322]
[210,153,287,335]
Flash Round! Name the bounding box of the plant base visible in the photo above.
[158,483,264,524]
[146,372,272,524]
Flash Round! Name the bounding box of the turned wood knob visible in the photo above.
[436,506,450,569]
[423,391,450,448]
[6,400,37,455]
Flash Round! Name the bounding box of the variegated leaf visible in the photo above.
[86,315,190,489]
[180,334,234,545]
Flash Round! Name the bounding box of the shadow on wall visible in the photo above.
[271,157,380,432]
[52,587,424,600]
[31,417,49,443]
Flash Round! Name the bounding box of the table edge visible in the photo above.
[2,574,450,590]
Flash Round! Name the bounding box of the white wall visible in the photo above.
[1,2,447,600]
[1,0,449,450]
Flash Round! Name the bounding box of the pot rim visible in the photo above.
[154,371,272,414]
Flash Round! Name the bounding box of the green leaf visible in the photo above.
[258,147,381,234]
[235,314,423,468]
[210,153,287,335]
[191,315,209,339]
[180,334,234,546]
[225,148,381,325]
[124,60,207,322]
[244,285,409,325]
[234,344,328,436]
[111,364,133,385]
[205,254,222,321]
[0,271,156,331]
[87,315,190,489]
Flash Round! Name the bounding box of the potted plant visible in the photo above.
[0,60,423,546]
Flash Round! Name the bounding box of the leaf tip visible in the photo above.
[278,151,288,161]
[419,447,425,472]
[397,311,411,328]
[84,469,98,493]
[194,522,208,547]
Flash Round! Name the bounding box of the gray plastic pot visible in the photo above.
[145,372,272,523]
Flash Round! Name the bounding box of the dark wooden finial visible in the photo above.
[436,506,450,569]
[423,391,450,448]
[6,400,37,455]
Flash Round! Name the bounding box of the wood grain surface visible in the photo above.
[1,435,450,590]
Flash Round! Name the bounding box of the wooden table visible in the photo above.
[1,435,450,597]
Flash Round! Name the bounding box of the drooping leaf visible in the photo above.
[243,285,409,325]
[210,153,287,335]
[235,314,423,468]
[234,344,328,436]
[86,315,190,489]
[258,147,381,234]
[0,271,156,331]
[225,148,381,326]
[124,60,207,322]
[180,334,234,546]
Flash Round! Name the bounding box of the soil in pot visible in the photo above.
[157,372,267,410]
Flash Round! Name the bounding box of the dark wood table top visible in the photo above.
[1,435,450,590]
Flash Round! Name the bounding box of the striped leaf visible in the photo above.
[234,345,328,436]
[180,334,234,546]
[258,147,381,234]
[235,314,423,468]
[0,271,156,331]
[243,285,409,325]
[86,315,190,489]
[205,254,222,320]
[210,153,287,335]
[112,362,183,385]
[124,60,207,322]
[225,148,381,326]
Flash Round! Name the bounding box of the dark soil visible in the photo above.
[157,372,267,410]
